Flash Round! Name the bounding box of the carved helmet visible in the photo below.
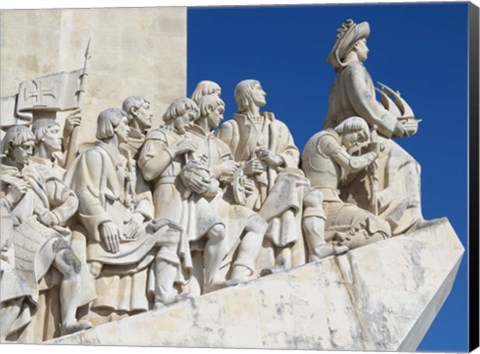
[327,19,370,71]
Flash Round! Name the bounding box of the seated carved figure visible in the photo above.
[187,94,268,284]
[0,125,92,338]
[324,19,423,235]
[218,80,333,270]
[138,98,228,293]
[65,108,184,313]
[302,117,391,249]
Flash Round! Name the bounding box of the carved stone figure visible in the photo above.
[30,118,96,333]
[65,108,184,312]
[188,94,268,284]
[0,185,36,341]
[0,125,92,337]
[122,96,153,155]
[138,98,228,292]
[191,80,222,104]
[324,19,423,235]
[218,80,331,270]
[302,117,391,249]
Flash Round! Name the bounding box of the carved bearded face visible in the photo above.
[174,109,196,135]
[251,83,267,107]
[11,140,34,166]
[115,116,131,143]
[132,101,153,130]
[42,124,62,152]
[207,104,225,129]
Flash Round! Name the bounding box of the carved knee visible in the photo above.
[245,214,268,234]
[56,248,82,276]
[208,224,226,242]
[88,261,103,278]
[303,189,323,209]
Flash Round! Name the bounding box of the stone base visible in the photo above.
[48,218,464,350]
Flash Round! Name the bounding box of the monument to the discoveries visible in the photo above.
[0,7,465,351]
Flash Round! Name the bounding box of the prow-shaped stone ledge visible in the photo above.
[48,218,464,351]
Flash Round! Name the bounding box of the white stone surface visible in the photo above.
[48,218,464,351]
[0,7,186,144]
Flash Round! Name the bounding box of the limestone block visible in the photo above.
[48,218,464,351]
[0,7,186,143]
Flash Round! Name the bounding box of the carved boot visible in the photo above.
[154,259,180,309]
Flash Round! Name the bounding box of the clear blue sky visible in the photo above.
[188,3,469,351]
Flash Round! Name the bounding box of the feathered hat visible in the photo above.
[327,19,370,71]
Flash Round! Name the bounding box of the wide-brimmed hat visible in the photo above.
[327,19,370,71]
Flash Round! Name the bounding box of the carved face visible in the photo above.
[251,83,267,107]
[132,101,153,130]
[11,140,34,166]
[207,104,225,129]
[355,39,369,62]
[41,124,62,152]
[341,129,369,150]
[174,109,196,135]
[115,116,131,143]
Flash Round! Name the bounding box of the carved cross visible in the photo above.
[23,80,56,105]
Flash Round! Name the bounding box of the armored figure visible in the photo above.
[303,117,391,249]
[0,125,92,337]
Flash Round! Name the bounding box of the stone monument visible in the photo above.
[0,9,464,351]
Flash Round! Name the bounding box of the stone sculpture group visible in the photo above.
[0,19,423,342]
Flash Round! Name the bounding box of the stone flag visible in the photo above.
[16,69,83,113]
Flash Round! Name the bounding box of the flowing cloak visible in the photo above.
[64,141,183,312]
[323,61,398,138]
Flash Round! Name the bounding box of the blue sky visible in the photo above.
[188,3,469,351]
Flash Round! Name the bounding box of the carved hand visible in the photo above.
[172,137,196,156]
[393,121,408,138]
[243,158,267,175]
[124,212,144,240]
[188,174,212,195]
[256,147,284,167]
[38,209,59,227]
[213,160,240,179]
[64,108,82,134]
[5,179,29,206]
[99,221,120,253]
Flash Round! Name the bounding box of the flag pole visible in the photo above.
[65,38,91,169]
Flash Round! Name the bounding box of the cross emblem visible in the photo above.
[23,80,55,106]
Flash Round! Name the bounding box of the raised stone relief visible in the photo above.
[0,14,464,351]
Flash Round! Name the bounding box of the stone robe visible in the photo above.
[187,125,267,275]
[65,141,175,314]
[138,128,225,282]
[218,112,306,268]
[323,61,423,235]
